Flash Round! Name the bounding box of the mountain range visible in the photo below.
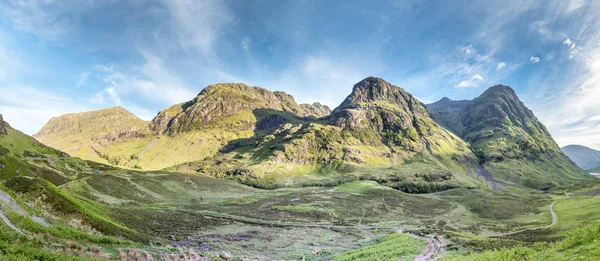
[33,77,592,191]
[561,144,600,172]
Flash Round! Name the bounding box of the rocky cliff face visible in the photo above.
[150,83,329,134]
[299,102,331,118]
[0,114,7,135]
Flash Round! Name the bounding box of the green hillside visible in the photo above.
[427,86,593,189]
[175,77,484,191]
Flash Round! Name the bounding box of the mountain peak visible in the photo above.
[334,77,416,113]
[35,106,147,138]
[481,85,517,97]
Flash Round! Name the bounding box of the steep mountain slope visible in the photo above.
[427,85,592,189]
[329,77,470,155]
[1,114,111,184]
[187,77,483,191]
[561,145,600,171]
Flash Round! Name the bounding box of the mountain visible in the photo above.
[34,106,151,167]
[1,114,111,184]
[185,77,482,191]
[427,85,591,189]
[561,144,600,171]
[34,79,592,191]
[149,83,330,134]
[35,84,329,170]
[328,77,470,155]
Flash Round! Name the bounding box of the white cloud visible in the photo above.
[241,37,250,51]
[76,71,90,87]
[567,0,585,12]
[456,74,484,88]
[93,51,196,107]
[461,45,475,56]
[163,0,233,58]
[562,38,582,58]
[105,87,121,104]
[530,56,540,63]
[90,92,104,104]
[0,1,93,40]
[496,62,506,70]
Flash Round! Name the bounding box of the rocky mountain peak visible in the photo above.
[334,77,415,111]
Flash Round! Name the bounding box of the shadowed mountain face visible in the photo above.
[562,145,600,171]
[427,85,591,189]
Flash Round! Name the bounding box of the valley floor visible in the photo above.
[0,171,599,260]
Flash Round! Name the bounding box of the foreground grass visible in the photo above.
[332,233,426,261]
[442,221,600,261]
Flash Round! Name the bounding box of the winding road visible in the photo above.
[487,201,557,237]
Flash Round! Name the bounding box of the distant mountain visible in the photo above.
[427,85,591,189]
[34,106,150,167]
[561,145,600,171]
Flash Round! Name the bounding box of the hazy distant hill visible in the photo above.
[561,144,600,171]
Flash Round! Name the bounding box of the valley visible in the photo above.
[0,78,599,260]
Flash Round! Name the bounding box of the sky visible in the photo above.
[0,0,599,149]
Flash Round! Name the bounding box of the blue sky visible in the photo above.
[0,0,599,149]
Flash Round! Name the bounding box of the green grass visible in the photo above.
[6,210,130,245]
[442,222,600,261]
[332,233,426,261]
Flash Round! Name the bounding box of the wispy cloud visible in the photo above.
[530,56,541,63]
[456,74,484,88]
[76,72,90,88]
[496,62,506,70]
[163,0,233,59]
[92,51,196,107]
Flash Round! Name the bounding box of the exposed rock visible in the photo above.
[0,114,7,135]
[299,102,332,118]
[150,83,327,134]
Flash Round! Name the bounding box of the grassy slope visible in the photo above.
[0,125,113,185]
[332,233,426,261]
[442,195,600,261]
[428,87,593,189]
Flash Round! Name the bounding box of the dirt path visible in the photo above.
[414,235,448,261]
[486,201,557,237]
